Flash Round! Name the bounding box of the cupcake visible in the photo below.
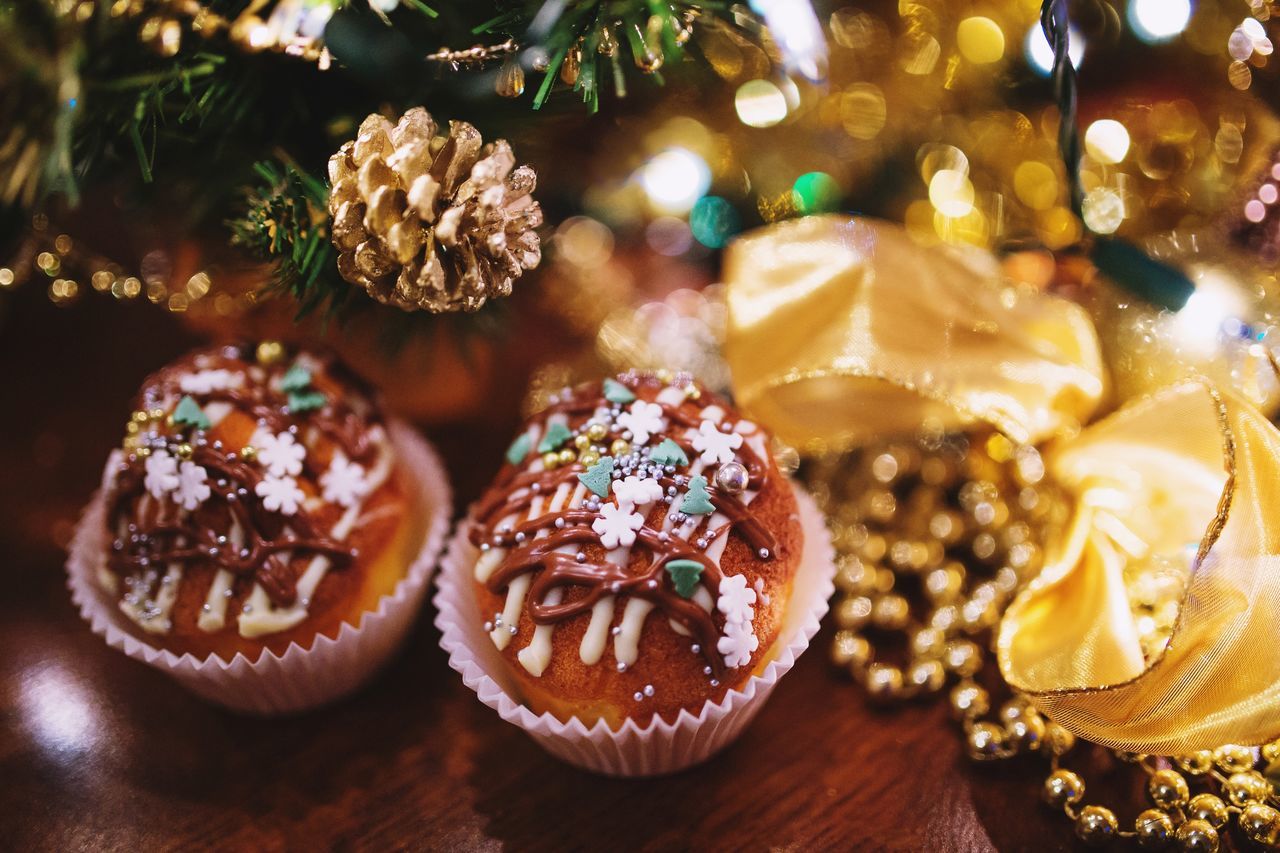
[67,342,450,713]
[436,370,833,773]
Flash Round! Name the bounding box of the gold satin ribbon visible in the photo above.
[723,216,1105,451]
[1001,381,1280,753]
[724,216,1280,752]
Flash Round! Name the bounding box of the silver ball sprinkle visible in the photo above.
[714,460,749,495]
[616,662,627,672]
[643,684,655,697]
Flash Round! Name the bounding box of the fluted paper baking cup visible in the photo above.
[434,482,835,776]
[66,420,451,715]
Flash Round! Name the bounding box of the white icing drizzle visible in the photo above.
[236,430,393,638]
[198,519,244,632]
[508,475,587,666]
[119,561,183,634]
[491,573,530,650]
[474,544,507,584]
[198,570,234,632]
[615,597,655,666]
[517,587,562,676]
[580,595,616,664]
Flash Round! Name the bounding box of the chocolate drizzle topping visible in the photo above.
[469,373,780,676]
[104,344,384,613]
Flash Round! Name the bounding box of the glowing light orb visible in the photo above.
[1128,0,1192,44]
[929,169,975,218]
[957,17,1005,64]
[638,148,711,214]
[735,80,788,128]
[1025,24,1084,76]
[1084,120,1131,165]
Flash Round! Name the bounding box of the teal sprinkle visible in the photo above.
[172,395,211,431]
[537,422,573,453]
[506,433,532,466]
[287,390,327,413]
[665,559,705,599]
[603,377,636,405]
[650,438,689,467]
[280,363,312,392]
[577,456,614,497]
[679,475,715,515]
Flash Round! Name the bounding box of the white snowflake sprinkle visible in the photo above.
[616,400,666,446]
[612,475,663,507]
[717,620,759,668]
[174,461,211,511]
[592,502,645,549]
[255,474,305,516]
[178,369,242,395]
[144,450,180,499]
[253,430,306,477]
[692,420,743,465]
[717,572,757,625]
[321,452,369,508]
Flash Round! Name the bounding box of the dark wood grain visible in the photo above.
[0,284,1099,852]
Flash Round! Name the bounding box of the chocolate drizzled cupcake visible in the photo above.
[464,371,806,728]
[68,342,451,713]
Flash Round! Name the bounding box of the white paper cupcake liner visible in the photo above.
[434,482,835,777]
[66,419,452,716]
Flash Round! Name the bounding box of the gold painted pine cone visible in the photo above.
[327,107,542,313]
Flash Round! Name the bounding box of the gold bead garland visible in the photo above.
[813,429,1060,702]
[808,427,1280,849]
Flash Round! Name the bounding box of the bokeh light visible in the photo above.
[646,216,694,256]
[638,148,711,214]
[957,17,1005,65]
[928,169,975,218]
[735,80,788,128]
[1127,0,1192,44]
[1175,267,1247,355]
[792,172,842,214]
[1084,120,1131,165]
[840,83,887,140]
[555,216,615,268]
[1025,24,1084,76]
[1013,161,1059,211]
[690,196,740,249]
[1082,187,1126,234]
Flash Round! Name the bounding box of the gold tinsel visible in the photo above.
[327,108,542,313]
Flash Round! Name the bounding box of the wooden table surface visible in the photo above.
[0,285,1115,852]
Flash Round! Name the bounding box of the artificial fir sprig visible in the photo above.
[228,156,350,321]
[477,1,727,111]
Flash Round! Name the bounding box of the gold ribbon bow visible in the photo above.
[724,215,1280,753]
